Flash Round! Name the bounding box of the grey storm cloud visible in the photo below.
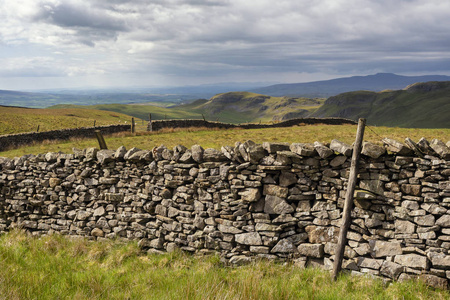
[36,2,128,31]
[1,0,450,89]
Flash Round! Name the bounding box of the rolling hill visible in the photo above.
[251,73,450,97]
[175,92,324,123]
[47,80,450,128]
[51,93,325,124]
[311,81,450,128]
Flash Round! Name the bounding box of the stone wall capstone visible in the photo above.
[0,137,449,288]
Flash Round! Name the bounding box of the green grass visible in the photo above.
[0,106,140,135]
[187,92,325,124]
[50,104,204,123]
[312,84,450,128]
[0,230,448,300]
[1,124,449,158]
[49,93,325,125]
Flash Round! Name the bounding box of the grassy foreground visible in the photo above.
[0,231,448,300]
[1,124,449,158]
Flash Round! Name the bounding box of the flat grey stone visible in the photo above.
[394,254,429,269]
[297,243,324,258]
[362,142,386,159]
[271,239,297,253]
[330,139,352,156]
[235,232,262,246]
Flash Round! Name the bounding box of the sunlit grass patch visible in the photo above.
[1,124,449,158]
[0,231,449,299]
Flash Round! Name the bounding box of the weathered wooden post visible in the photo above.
[131,117,135,133]
[332,118,366,281]
[95,130,108,150]
[148,113,153,132]
[36,125,40,132]
[93,120,96,127]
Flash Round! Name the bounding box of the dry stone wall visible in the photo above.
[147,117,356,131]
[0,137,449,288]
[0,124,131,152]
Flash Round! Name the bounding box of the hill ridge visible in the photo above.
[251,73,450,97]
[310,81,450,128]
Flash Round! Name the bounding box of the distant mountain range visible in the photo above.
[51,80,450,128]
[1,73,450,128]
[251,73,450,97]
[2,72,450,108]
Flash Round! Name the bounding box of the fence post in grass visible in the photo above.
[93,120,96,127]
[148,113,153,132]
[95,130,108,150]
[131,117,135,133]
[332,118,366,281]
[36,125,40,132]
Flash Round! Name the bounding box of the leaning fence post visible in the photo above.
[148,113,153,132]
[95,130,108,150]
[332,118,366,281]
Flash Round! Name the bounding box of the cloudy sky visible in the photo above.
[1,0,450,90]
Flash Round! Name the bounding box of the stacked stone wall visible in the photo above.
[0,137,449,288]
[147,117,356,131]
[0,125,131,152]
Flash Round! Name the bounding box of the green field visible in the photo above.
[1,124,449,158]
[0,231,447,300]
[0,106,141,135]
[50,103,204,123]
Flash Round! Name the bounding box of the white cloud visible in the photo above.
[1,0,450,89]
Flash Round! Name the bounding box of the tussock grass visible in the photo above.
[1,124,449,158]
[0,231,448,299]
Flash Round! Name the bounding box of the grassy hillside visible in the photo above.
[312,81,450,128]
[0,106,140,135]
[51,103,204,122]
[50,93,324,124]
[7,80,450,131]
[176,92,324,123]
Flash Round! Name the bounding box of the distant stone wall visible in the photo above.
[1,137,450,288]
[0,125,131,152]
[147,118,357,131]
